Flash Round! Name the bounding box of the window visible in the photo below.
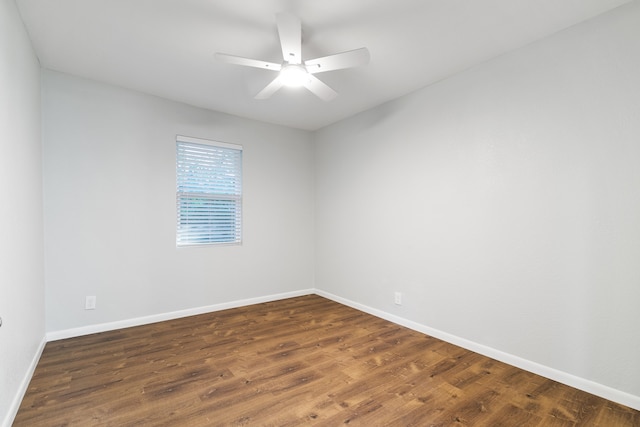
[176,135,243,246]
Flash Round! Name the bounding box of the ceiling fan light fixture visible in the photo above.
[215,13,369,100]
[279,64,309,87]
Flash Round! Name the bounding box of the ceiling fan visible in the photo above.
[215,13,370,101]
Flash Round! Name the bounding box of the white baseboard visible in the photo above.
[315,289,640,412]
[46,289,314,342]
[2,336,47,427]
[34,287,640,412]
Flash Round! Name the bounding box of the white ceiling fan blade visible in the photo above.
[276,13,302,64]
[255,76,284,100]
[305,48,370,74]
[215,53,281,71]
[302,74,337,101]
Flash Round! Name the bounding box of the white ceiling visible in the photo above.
[17,0,630,130]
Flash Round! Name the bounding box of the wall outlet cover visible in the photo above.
[394,292,402,305]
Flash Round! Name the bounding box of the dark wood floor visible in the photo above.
[14,295,639,426]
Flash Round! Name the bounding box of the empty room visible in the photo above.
[2,0,640,425]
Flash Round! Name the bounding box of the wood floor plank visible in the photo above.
[14,295,639,426]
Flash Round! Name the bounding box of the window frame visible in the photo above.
[175,135,243,247]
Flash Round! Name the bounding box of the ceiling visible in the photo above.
[16,0,630,131]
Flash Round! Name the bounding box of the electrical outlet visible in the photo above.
[85,296,96,310]
[394,292,402,305]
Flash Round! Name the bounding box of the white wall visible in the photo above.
[42,70,314,333]
[0,0,45,425]
[315,1,640,407]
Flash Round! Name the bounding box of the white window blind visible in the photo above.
[176,136,243,246]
